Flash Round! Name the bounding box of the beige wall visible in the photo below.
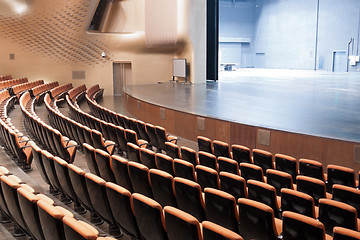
[0,0,206,95]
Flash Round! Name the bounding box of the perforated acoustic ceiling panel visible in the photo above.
[0,0,111,65]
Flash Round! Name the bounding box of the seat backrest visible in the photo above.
[84,173,116,226]
[218,157,239,175]
[253,149,274,173]
[174,177,206,222]
[127,161,153,198]
[165,141,181,159]
[125,129,138,145]
[239,162,264,182]
[247,180,280,218]
[90,129,105,150]
[299,159,325,181]
[266,169,293,195]
[53,157,77,202]
[62,216,98,240]
[296,175,326,205]
[220,172,247,199]
[196,165,220,190]
[333,226,360,240]
[131,193,168,240]
[110,155,133,192]
[145,123,160,149]
[155,153,175,176]
[327,164,356,189]
[127,142,141,163]
[174,158,197,182]
[213,140,231,158]
[94,148,116,183]
[280,188,316,218]
[41,150,62,192]
[197,136,213,154]
[180,146,198,166]
[140,147,157,169]
[205,188,239,233]
[149,169,177,207]
[202,221,243,240]
[105,182,140,239]
[164,206,202,240]
[198,151,218,171]
[318,198,358,234]
[275,153,297,182]
[30,143,50,185]
[114,126,127,153]
[231,144,252,164]
[282,211,325,240]
[83,143,99,175]
[332,184,360,217]
[238,198,278,240]
[155,126,168,150]
[137,120,150,142]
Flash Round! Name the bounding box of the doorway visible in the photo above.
[113,62,132,96]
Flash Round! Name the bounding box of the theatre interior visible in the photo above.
[1,0,360,239]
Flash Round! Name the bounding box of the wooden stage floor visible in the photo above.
[126,69,360,143]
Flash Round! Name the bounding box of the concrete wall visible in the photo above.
[220,0,360,71]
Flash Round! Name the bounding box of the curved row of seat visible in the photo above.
[30,81,59,103]
[11,79,44,99]
[49,83,73,100]
[0,77,28,92]
[68,84,87,103]
[21,91,78,163]
[86,84,104,102]
[0,165,117,240]
[0,75,12,81]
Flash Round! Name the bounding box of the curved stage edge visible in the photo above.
[124,93,360,173]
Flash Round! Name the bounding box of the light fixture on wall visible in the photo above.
[101,51,106,58]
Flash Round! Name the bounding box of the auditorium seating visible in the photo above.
[198,151,218,171]
[219,172,247,199]
[149,169,177,208]
[299,158,326,182]
[213,140,231,158]
[0,75,12,81]
[266,169,294,195]
[332,184,360,217]
[197,136,213,154]
[196,165,220,190]
[202,221,243,240]
[333,226,360,240]
[218,157,239,175]
[231,145,252,164]
[281,188,317,219]
[173,158,197,182]
[49,83,73,100]
[239,162,265,182]
[180,146,198,166]
[296,175,331,205]
[275,153,297,182]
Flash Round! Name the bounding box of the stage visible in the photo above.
[122,69,360,171]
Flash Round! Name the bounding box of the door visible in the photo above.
[113,62,132,96]
[332,51,347,72]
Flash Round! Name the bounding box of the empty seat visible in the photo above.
[239,162,265,182]
[196,165,220,190]
[128,161,153,198]
[110,155,133,192]
[332,184,360,218]
[125,129,148,148]
[165,142,181,159]
[253,149,274,173]
[145,123,161,151]
[37,200,74,240]
[327,164,356,190]
[67,164,103,225]
[275,154,297,182]
[127,142,142,163]
[231,144,252,164]
[150,169,177,207]
[41,150,64,197]
[62,216,99,240]
[198,151,218,171]
[218,157,239,175]
[318,198,358,235]
[137,120,150,143]
[213,140,231,158]
[333,226,360,240]
[156,153,175,176]
[202,221,243,240]
[131,193,168,240]
[197,136,213,154]
[105,182,140,239]
[220,172,247,200]
[266,169,294,195]
[114,126,128,155]
[282,211,327,240]
[91,129,115,155]
[281,188,316,218]
[173,158,197,182]
[155,126,177,151]
[247,180,281,218]
[180,146,198,166]
[94,149,116,183]
[238,198,282,240]
[205,188,239,233]
[83,143,100,176]
[164,206,202,240]
[85,173,122,237]
[140,147,157,169]
[174,177,206,221]
[299,158,325,181]
[296,175,331,205]
[30,142,50,186]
